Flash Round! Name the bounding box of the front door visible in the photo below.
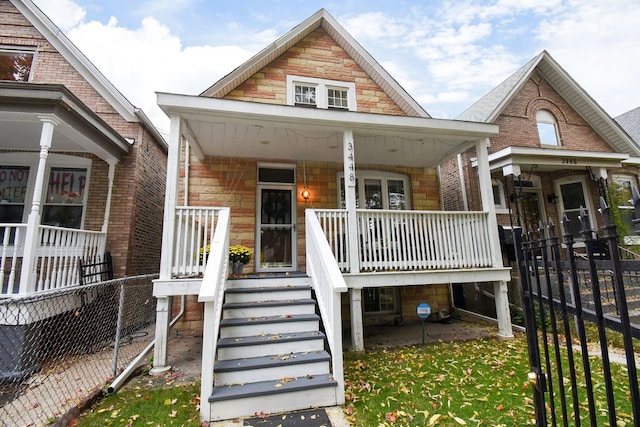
[256,165,296,272]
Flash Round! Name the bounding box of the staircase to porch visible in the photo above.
[206,275,339,421]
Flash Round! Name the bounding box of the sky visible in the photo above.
[31,0,640,134]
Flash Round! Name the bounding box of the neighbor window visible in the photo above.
[536,109,560,146]
[492,178,507,210]
[287,75,356,111]
[612,175,638,235]
[42,167,88,229]
[0,47,35,82]
[0,166,30,224]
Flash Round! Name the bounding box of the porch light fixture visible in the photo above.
[301,189,310,201]
[547,193,559,204]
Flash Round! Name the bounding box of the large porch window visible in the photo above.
[556,176,594,239]
[611,174,638,236]
[0,154,91,228]
[338,171,410,210]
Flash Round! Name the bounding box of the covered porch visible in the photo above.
[0,83,129,295]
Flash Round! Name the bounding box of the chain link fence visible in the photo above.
[0,274,157,426]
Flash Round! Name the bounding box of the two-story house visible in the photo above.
[441,50,640,315]
[0,0,166,380]
[151,9,513,422]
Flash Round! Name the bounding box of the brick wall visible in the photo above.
[223,28,408,116]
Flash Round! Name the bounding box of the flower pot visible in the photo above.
[232,261,244,275]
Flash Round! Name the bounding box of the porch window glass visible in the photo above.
[364,287,397,313]
[536,110,560,146]
[294,84,317,107]
[42,167,87,229]
[0,166,29,223]
[338,172,409,210]
[492,179,506,210]
[0,48,35,82]
[612,175,637,234]
[559,181,587,238]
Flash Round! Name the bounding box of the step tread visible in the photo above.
[217,331,326,348]
[220,313,319,326]
[215,350,330,372]
[209,373,336,402]
[223,298,316,309]
[225,285,311,294]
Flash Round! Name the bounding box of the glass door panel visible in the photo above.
[257,187,295,271]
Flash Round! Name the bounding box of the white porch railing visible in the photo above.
[172,207,224,278]
[314,209,493,272]
[305,209,347,405]
[198,207,230,423]
[1,224,106,295]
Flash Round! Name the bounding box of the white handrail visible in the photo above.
[198,207,230,423]
[305,209,346,405]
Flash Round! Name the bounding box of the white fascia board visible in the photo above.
[157,92,498,139]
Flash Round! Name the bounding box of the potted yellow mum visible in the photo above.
[229,245,252,274]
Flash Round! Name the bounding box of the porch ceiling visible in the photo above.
[158,92,499,169]
[0,83,131,163]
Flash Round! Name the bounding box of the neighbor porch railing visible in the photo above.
[314,209,493,272]
[1,224,106,295]
[172,207,224,278]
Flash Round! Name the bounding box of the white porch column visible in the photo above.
[350,287,364,351]
[343,130,359,274]
[475,138,513,339]
[100,161,117,253]
[152,114,182,373]
[18,115,60,294]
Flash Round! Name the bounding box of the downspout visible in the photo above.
[107,296,185,394]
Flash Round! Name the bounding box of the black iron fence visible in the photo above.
[0,274,157,426]
[515,197,640,426]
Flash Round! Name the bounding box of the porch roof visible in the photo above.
[476,146,630,176]
[0,82,131,163]
[157,92,499,169]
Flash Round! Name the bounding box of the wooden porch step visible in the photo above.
[222,298,316,318]
[208,373,338,421]
[214,350,330,385]
[217,331,326,360]
[219,313,320,338]
[224,285,312,303]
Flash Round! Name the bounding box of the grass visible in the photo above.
[343,334,636,426]
[76,380,200,426]
[75,333,636,426]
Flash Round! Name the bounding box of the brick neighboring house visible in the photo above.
[0,0,167,379]
[441,50,640,314]
[152,9,513,422]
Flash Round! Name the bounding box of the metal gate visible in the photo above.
[514,197,640,426]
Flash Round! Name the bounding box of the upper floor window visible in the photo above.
[287,75,356,111]
[0,47,35,82]
[536,109,560,146]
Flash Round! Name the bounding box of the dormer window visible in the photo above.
[0,47,35,82]
[294,84,317,107]
[287,75,356,111]
[536,109,560,146]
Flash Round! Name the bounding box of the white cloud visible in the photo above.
[33,0,85,30]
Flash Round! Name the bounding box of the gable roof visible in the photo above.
[11,0,165,146]
[457,50,640,156]
[616,106,640,144]
[200,9,429,118]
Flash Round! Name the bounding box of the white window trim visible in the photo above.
[492,178,508,213]
[536,109,561,146]
[337,170,411,209]
[554,175,595,241]
[286,75,357,111]
[0,45,37,82]
[612,174,639,242]
[1,152,91,227]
